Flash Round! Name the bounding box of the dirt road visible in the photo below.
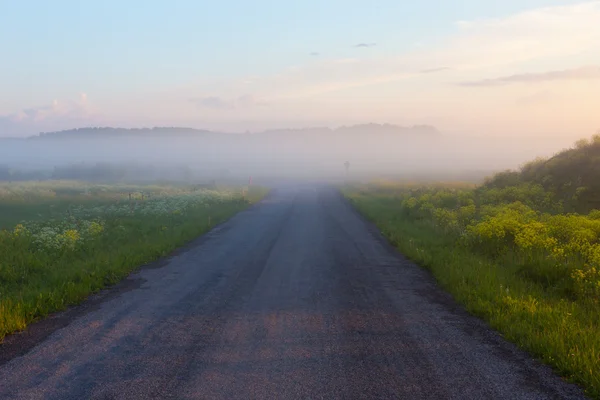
[0,185,587,399]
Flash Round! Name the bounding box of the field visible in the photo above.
[0,181,267,341]
[344,176,600,398]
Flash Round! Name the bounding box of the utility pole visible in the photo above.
[344,161,350,178]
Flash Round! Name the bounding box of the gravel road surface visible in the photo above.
[0,185,587,399]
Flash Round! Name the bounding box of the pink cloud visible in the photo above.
[0,93,101,137]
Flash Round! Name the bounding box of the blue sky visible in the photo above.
[1,0,599,136]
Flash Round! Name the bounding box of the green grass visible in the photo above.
[0,180,205,229]
[344,188,600,399]
[0,201,73,228]
[0,183,268,341]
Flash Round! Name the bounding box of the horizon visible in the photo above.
[2,123,441,138]
[0,122,584,161]
[0,123,585,179]
[0,123,590,145]
[0,125,597,148]
[1,1,599,141]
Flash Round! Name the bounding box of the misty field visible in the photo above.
[344,136,600,399]
[0,181,267,341]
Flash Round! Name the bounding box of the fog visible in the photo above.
[2,1,599,186]
[0,124,581,185]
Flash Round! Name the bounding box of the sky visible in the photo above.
[1,0,599,139]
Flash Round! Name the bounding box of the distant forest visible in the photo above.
[24,124,441,140]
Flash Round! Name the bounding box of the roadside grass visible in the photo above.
[0,183,268,341]
[344,189,600,399]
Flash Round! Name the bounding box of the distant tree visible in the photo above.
[575,138,590,149]
[484,170,521,189]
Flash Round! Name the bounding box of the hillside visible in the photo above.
[483,134,600,213]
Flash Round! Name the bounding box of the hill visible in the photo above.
[483,134,600,213]
[32,127,217,140]
[20,124,441,140]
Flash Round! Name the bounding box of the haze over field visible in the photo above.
[0,125,580,182]
[1,1,599,180]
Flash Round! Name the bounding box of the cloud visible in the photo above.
[248,58,415,100]
[420,67,452,74]
[354,43,376,48]
[436,2,600,70]
[190,96,234,109]
[516,90,556,105]
[309,52,320,56]
[460,65,600,86]
[9,93,90,122]
[0,93,98,137]
[238,3,600,99]
[161,1,600,132]
[237,95,267,107]
[189,95,267,110]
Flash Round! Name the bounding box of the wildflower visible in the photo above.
[87,221,104,236]
[13,224,28,237]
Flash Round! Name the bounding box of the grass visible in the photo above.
[0,180,211,229]
[0,182,268,341]
[344,187,600,399]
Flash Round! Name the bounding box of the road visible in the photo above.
[0,185,587,399]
